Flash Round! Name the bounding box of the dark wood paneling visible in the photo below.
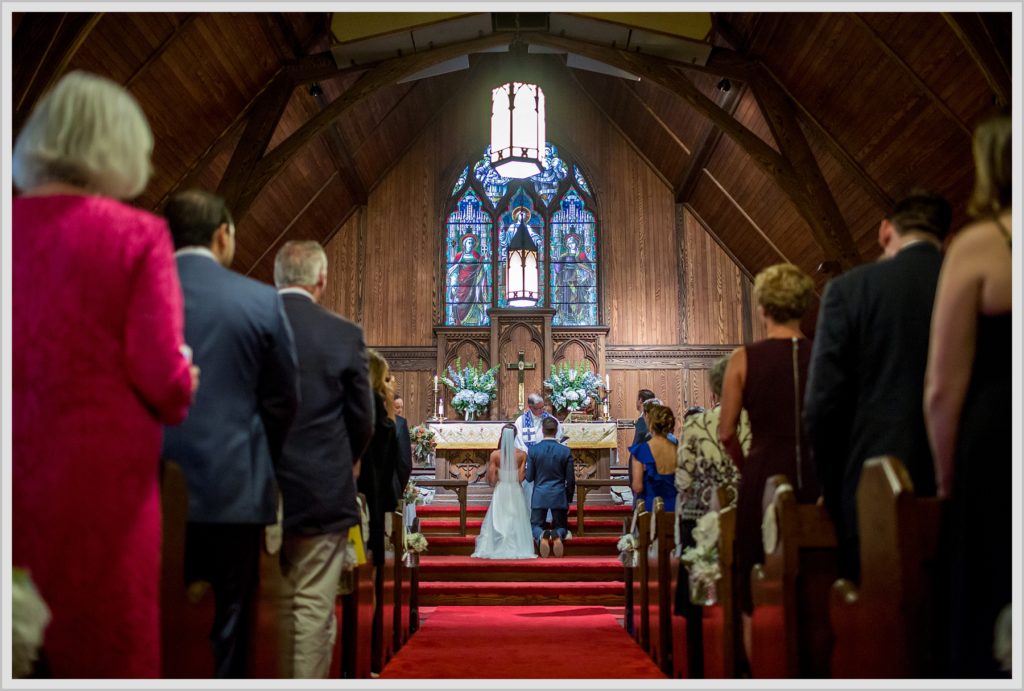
[681,208,749,345]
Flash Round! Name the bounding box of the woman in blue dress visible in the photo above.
[629,404,678,511]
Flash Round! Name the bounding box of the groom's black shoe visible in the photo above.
[538,531,551,558]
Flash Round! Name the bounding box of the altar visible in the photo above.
[426,420,618,483]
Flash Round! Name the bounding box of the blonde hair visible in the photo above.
[968,112,1012,218]
[367,349,396,421]
[274,240,327,288]
[753,263,815,323]
[13,71,154,199]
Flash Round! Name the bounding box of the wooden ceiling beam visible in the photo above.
[675,82,743,203]
[758,63,892,211]
[14,13,104,135]
[851,14,971,138]
[124,14,198,89]
[622,81,692,156]
[942,12,1011,108]
[748,61,862,267]
[227,32,509,220]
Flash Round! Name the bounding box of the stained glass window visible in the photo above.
[444,189,493,326]
[573,165,592,196]
[497,187,545,308]
[550,188,598,326]
[444,146,600,327]
[451,165,468,197]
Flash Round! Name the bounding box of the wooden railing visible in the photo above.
[575,478,625,535]
[413,479,469,535]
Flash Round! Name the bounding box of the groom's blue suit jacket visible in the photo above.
[526,438,575,509]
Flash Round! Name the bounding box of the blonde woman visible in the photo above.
[357,350,401,565]
[719,263,820,662]
[924,111,1011,677]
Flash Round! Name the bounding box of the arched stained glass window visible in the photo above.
[445,189,493,326]
[497,188,545,308]
[550,188,598,326]
[443,145,599,327]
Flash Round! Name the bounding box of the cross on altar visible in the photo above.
[505,350,536,412]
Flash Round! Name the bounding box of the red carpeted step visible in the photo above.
[419,517,625,534]
[417,555,623,581]
[425,534,619,556]
[419,581,624,606]
[381,605,664,678]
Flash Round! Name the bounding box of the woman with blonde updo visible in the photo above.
[358,349,401,564]
[719,263,820,662]
[629,404,679,511]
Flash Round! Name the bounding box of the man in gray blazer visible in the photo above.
[274,240,374,678]
[162,190,299,678]
[526,417,576,557]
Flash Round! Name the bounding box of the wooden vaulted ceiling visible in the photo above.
[11,11,1011,286]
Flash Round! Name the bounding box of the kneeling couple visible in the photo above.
[472,417,576,559]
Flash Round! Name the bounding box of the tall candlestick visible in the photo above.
[605,373,610,390]
[434,375,439,393]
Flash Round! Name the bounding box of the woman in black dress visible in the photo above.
[719,263,820,664]
[925,111,1012,677]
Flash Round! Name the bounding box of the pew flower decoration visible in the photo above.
[617,532,639,568]
[544,361,602,412]
[402,480,425,506]
[442,357,499,420]
[409,425,437,465]
[403,531,429,567]
[680,511,721,606]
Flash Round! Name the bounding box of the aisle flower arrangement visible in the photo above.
[402,480,426,506]
[543,361,602,412]
[617,532,639,568]
[680,511,722,606]
[441,357,499,420]
[403,531,429,567]
[409,425,437,465]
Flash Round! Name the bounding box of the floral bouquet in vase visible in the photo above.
[543,361,602,413]
[409,425,437,465]
[680,511,722,606]
[441,357,499,420]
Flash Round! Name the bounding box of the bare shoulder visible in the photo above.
[948,214,1012,259]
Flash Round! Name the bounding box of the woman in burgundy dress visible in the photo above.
[719,263,820,665]
[13,72,195,677]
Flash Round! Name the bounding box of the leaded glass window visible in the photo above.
[443,144,599,327]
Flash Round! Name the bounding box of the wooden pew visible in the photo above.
[644,499,665,670]
[634,501,651,651]
[391,510,411,653]
[716,488,739,678]
[408,516,421,636]
[339,519,374,680]
[623,515,635,638]
[160,461,286,678]
[372,510,398,673]
[830,456,945,678]
[750,474,837,678]
[652,499,676,676]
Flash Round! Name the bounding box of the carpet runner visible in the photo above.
[380,605,665,679]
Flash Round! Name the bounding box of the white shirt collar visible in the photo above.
[174,246,218,262]
[278,286,316,302]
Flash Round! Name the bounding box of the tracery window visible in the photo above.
[444,143,599,327]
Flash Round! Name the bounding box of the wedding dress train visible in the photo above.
[472,428,537,559]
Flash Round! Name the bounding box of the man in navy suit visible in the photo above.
[805,191,951,581]
[391,394,413,503]
[163,190,299,678]
[273,240,374,678]
[526,417,576,557]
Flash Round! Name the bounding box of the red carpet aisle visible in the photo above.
[381,605,665,678]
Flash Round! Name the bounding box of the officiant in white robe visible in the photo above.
[514,393,565,513]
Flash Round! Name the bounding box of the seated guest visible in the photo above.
[719,263,819,663]
[12,70,196,678]
[925,111,1011,678]
[630,404,679,512]
[804,191,951,582]
[273,240,374,678]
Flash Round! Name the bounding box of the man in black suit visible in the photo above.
[391,394,413,503]
[273,241,374,678]
[629,390,656,507]
[162,190,299,678]
[804,192,952,581]
[526,417,576,557]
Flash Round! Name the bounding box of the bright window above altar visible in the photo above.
[444,143,599,328]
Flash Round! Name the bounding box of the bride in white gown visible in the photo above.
[472,424,537,559]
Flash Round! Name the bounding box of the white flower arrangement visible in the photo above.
[544,361,602,412]
[681,511,722,604]
[441,357,499,418]
[402,480,425,506]
[12,568,51,678]
[405,531,429,554]
[617,532,639,567]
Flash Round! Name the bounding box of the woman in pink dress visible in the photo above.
[13,71,195,677]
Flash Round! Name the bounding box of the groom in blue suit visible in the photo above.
[526,417,576,557]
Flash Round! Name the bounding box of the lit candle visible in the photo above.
[605,374,610,390]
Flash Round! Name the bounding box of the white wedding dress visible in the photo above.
[472,428,537,559]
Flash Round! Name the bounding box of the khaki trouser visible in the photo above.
[279,531,349,678]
